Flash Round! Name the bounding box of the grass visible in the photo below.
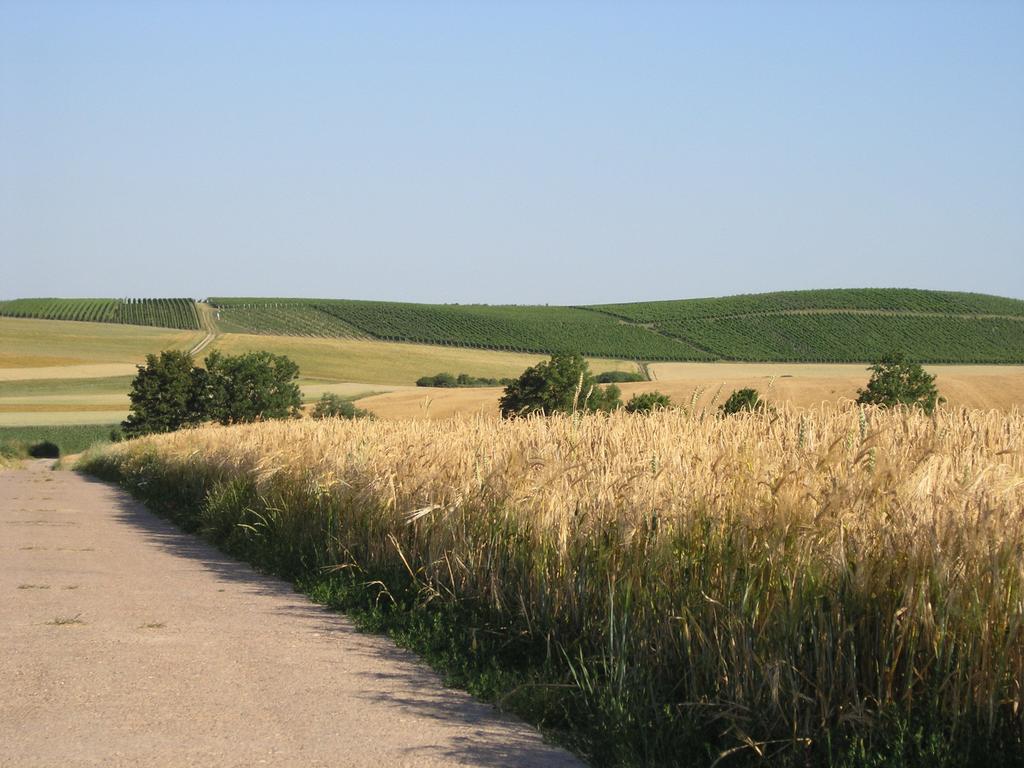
[45,614,84,626]
[0,424,118,459]
[0,376,134,398]
[210,333,642,385]
[80,406,1024,767]
[0,317,204,368]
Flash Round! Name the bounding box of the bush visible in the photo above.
[625,391,672,413]
[417,372,459,387]
[310,393,371,420]
[499,354,621,418]
[720,388,767,415]
[595,370,646,383]
[27,441,60,458]
[202,350,303,425]
[416,372,512,388]
[122,350,202,438]
[122,349,304,436]
[857,353,942,415]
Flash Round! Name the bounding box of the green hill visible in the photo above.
[3,290,1021,363]
[0,298,201,330]
[210,289,1024,364]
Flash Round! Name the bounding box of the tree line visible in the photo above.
[123,348,940,438]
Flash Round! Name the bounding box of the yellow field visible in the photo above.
[3,315,1022,424]
[211,332,640,384]
[644,361,1024,411]
[83,405,1024,759]
[0,317,203,368]
[359,362,1024,418]
[0,318,639,424]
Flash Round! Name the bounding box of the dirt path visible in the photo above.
[0,461,584,768]
[189,302,220,357]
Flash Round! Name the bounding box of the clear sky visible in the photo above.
[1,1,1022,304]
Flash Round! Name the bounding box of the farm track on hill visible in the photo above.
[0,461,582,768]
[189,302,220,357]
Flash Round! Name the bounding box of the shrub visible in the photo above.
[856,352,942,415]
[499,354,621,418]
[720,388,767,415]
[416,372,459,387]
[122,350,202,437]
[203,350,303,425]
[595,370,646,383]
[122,349,305,436]
[311,393,371,420]
[416,372,511,388]
[625,391,672,413]
[27,441,60,458]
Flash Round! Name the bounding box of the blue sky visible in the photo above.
[1,1,1022,303]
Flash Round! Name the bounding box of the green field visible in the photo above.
[0,298,201,330]
[211,298,706,360]
[0,423,117,459]
[209,289,1024,363]
[0,316,204,368]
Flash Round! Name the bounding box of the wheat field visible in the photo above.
[83,404,1024,765]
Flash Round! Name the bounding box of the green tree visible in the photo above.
[720,388,767,415]
[416,372,458,387]
[856,352,941,414]
[122,350,201,437]
[625,391,672,413]
[204,350,303,425]
[499,353,621,418]
[311,393,371,420]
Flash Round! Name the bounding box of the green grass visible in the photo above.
[0,376,134,398]
[0,298,201,330]
[0,316,204,368]
[209,289,1024,364]
[0,424,118,458]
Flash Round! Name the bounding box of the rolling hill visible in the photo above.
[2,289,1022,363]
[210,289,1024,363]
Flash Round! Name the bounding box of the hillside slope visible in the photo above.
[0,298,201,330]
[211,289,1024,363]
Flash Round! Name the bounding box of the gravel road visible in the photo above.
[0,460,584,768]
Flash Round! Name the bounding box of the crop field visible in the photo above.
[212,303,367,337]
[357,362,1024,419]
[0,317,204,369]
[591,287,1024,320]
[206,290,1024,364]
[0,423,116,458]
[82,406,1024,766]
[209,298,709,360]
[210,332,642,384]
[0,298,201,330]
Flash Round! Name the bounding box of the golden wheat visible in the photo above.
[90,403,1024,758]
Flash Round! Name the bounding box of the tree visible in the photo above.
[856,352,941,414]
[416,372,458,388]
[122,350,201,437]
[311,393,371,420]
[625,391,672,414]
[204,350,303,425]
[498,353,621,418]
[720,388,767,416]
